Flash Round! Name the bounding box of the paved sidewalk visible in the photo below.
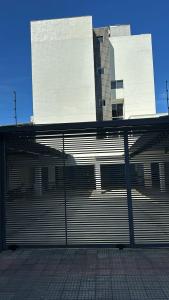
[0,248,169,299]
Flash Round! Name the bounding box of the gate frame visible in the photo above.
[1,116,169,250]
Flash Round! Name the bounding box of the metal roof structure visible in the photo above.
[0,116,169,137]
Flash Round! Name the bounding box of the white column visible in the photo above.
[144,163,152,188]
[95,162,101,192]
[34,167,42,196]
[159,162,166,192]
[48,166,55,188]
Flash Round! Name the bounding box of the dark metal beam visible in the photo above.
[0,116,169,137]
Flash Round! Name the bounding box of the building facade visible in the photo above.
[31,16,156,124]
[1,17,168,249]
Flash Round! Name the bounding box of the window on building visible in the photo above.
[111,81,116,89]
[112,103,123,120]
[111,80,123,89]
[97,68,104,75]
[97,36,103,43]
[102,100,106,106]
[116,80,123,89]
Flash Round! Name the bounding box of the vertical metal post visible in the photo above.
[166,80,169,115]
[62,134,68,246]
[124,131,135,247]
[0,136,6,251]
[13,91,17,125]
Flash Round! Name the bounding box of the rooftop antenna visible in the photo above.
[13,90,17,125]
[166,80,169,115]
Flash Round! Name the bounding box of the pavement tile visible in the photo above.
[0,293,14,300]
[0,248,168,299]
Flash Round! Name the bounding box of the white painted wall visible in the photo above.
[110,25,131,37]
[109,34,156,118]
[31,16,96,124]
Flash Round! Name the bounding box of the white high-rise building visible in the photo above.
[31,16,156,124]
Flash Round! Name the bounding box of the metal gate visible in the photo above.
[0,118,169,249]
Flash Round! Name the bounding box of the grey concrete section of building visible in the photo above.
[0,248,169,299]
[93,27,112,121]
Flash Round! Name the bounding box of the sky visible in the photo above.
[0,0,169,125]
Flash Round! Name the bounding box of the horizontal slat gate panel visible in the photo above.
[3,125,169,248]
[6,136,66,245]
[129,131,169,245]
[64,133,130,244]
